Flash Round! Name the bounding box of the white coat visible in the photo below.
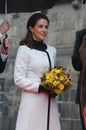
[14,45,61,130]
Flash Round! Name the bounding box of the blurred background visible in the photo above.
[0,0,86,130]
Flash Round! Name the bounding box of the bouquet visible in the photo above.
[40,66,73,96]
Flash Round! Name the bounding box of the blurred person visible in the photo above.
[72,29,86,130]
[0,20,11,73]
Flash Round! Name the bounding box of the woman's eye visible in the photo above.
[45,26,48,29]
[39,25,43,28]
[38,25,48,29]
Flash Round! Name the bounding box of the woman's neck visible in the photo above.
[32,39,47,51]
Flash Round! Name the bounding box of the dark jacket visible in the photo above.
[72,29,86,104]
[0,55,7,73]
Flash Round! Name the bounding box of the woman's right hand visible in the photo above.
[38,85,57,98]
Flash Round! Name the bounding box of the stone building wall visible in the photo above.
[0,2,86,130]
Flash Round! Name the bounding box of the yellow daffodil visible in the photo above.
[59,75,64,81]
[40,66,73,96]
[58,84,64,90]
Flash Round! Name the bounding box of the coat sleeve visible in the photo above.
[0,55,7,73]
[71,30,85,71]
[14,46,40,93]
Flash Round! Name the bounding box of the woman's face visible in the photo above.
[29,18,49,41]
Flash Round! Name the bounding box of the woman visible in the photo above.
[14,13,61,130]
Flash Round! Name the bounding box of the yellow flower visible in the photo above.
[55,68,63,74]
[52,81,58,88]
[59,75,64,81]
[54,89,62,95]
[40,66,73,96]
[58,84,64,90]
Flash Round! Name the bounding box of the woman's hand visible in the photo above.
[38,85,57,98]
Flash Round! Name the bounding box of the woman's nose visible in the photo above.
[43,27,47,32]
